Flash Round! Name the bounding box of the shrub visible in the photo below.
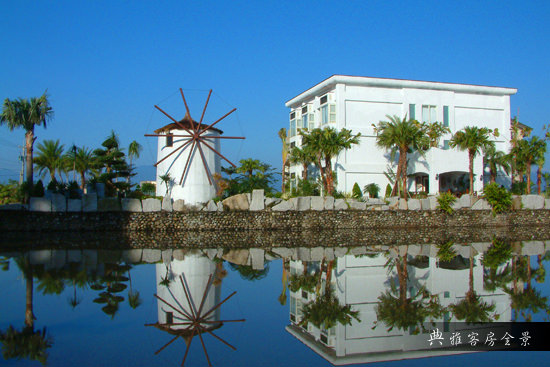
[384,184,392,198]
[0,181,20,204]
[291,178,320,197]
[482,238,512,269]
[364,183,380,198]
[436,241,457,262]
[483,183,512,214]
[32,180,45,197]
[437,192,457,214]
[67,181,81,199]
[141,182,156,196]
[511,181,527,195]
[352,182,363,199]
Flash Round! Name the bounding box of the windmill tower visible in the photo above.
[146,89,244,205]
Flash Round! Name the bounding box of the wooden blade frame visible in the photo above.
[145,88,245,190]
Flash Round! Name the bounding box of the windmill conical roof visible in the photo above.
[154,112,223,134]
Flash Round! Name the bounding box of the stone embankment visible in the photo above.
[0,190,549,232]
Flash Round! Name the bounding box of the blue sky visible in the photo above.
[1,1,549,183]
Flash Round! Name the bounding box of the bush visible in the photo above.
[141,182,156,196]
[291,178,320,197]
[67,181,81,199]
[483,183,512,214]
[32,180,45,197]
[511,181,527,195]
[384,184,392,198]
[352,182,363,199]
[437,192,457,214]
[0,181,20,204]
[364,183,380,198]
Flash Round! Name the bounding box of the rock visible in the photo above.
[311,247,324,261]
[295,197,311,211]
[161,249,173,264]
[521,241,545,256]
[387,196,399,207]
[324,247,335,261]
[522,195,545,209]
[271,247,292,258]
[172,249,186,261]
[121,249,142,263]
[217,201,224,211]
[367,198,385,205]
[512,195,522,210]
[272,200,294,211]
[67,199,81,212]
[82,250,98,268]
[408,244,421,256]
[334,247,347,258]
[324,196,335,210]
[471,198,490,210]
[121,198,142,212]
[408,199,421,211]
[142,198,161,212]
[223,249,249,266]
[351,246,367,255]
[0,203,27,211]
[398,199,408,210]
[98,198,121,211]
[142,249,161,263]
[334,199,348,210]
[222,194,249,211]
[265,197,282,208]
[67,250,82,263]
[49,194,66,212]
[459,195,471,208]
[162,196,173,211]
[380,205,389,210]
[29,197,51,212]
[250,189,265,211]
[310,196,324,211]
[297,247,311,261]
[349,201,367,210]
[202,200,218,212]
[82,193,98,212]
[451,199,462,210]
[173,199,186,211]
[29,250,51,265]
[249,248,265,270]
[472,242,492,253]
[545,199,550,209]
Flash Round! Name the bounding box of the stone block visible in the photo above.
[67,199,81,212]
[223,249,249,266]
[297,247,311,261]
[387,197,399,207]
[472,242,491,253]
[50,250,67,268]
[349,201,367,210]
[29,197,51,212]
[222,194,249,211]
[265,197,282,208]
[121,249,142,263]
[98,198,121,212]
[82,193,98,212]
[173,199,186,211]
[29,250,51,265]
[512,195,522,210]
[367,198,385,205]
[172,249,186,261]
[0,203,27,211]
[295,196,311,211]
[324,247,335,261]
[121,198,142,212]
[334,247,347,258]
[272,200,294,211]
[521,241,545,256]
[408,244,421,256]
[408,199,421,211]
[380,205,389,210]
[161,249,173,264]
[67,250,82,263]
[310,196,324,211]
[249,248,265,270]
[142,198,161,212]
[334,199,348,210]
[272,247,293,258]
[351,246,367,255]
[204,249,218,260]
[142,249,161,263]
[250,189,265,211]
[545,199,550,209]
[217,201,224,211]
[398,198,408,210]
[82,250,98,268]
[451,199,462,210]
[50,194,67,212]
[311,247,324,261]
[471,198,491,210]
[522,195,545,209]
[162,196,173,211]
[324,196,335,210]
[202,200,218,212]
[459,194,471,208]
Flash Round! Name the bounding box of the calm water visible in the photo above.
[1,237,549,366]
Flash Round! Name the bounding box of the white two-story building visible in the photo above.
[285,75,517,195]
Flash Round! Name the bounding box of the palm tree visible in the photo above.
[71,147,95,191]
[0,93,53,199]
[512,136,545,194]
[373,115,448,199]
[289,145,315,180]
[159,173,173,196]
[484,145,511,184]
[127,140,143,185]
[301,127,361,196]
[278,128,290,192]
[449,126,495,195]
[33,139,65,184]
[533,137,547,195]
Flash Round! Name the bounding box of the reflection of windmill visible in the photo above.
[145,89,245,204]
[146,271,244,366]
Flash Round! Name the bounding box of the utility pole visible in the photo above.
[18,145,25,185]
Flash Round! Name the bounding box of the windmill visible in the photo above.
[145,89,245,205]
[147,254,244,366]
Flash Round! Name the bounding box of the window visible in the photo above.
[443,106,449,127]
[290,113,296,137]
[409,104,416,120]
[320,96,336,125]
[165,311,173,324]
[443,140,450,150]
[422,105,437,123]
[166,133,173,147]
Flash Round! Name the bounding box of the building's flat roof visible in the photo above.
[285,75,517,108]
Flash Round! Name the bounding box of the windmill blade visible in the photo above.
[195,136,245,139]
[199,138,237,168]
[179,140,197,185]
[179,88,195,132]
[201,319,245,323]
[154,139,192,167]
[198,325,237,351]
[196,327,213,367]
[154,105,194,136]
[145,134,193,138]
[198,108,236,135]
[201,291,237,320]
[196,142,213,185]
[181,327,196,367]
[180,274,198,319]
[154,294,190,319]
[155,335,180,355]
[196,274,214,317]
[199,89,212,124]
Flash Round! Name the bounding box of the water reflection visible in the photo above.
[1,238,550,366]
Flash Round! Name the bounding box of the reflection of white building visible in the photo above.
[286,75,516,194]
[287,247,512,364]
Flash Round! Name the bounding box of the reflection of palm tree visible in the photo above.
[301,288,359,329]
[127,267,142,309]
[375,246,444,333]
[227,262,269,281]
[450,250,497,323]
[278,258,289,306]
[0,256,53,365]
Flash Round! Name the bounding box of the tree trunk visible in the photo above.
[24,258,34,328]
[302,162,308,180]
[468,150,474,195]
[281,158,287,193]
[325,260,334,299]
[537,164,542,195]
[400,147,408,200]
[467,251,474,302]
[80,172,86,191]
[391,159,403,197]
[395,246,409,305]
[526,161,532,194]
[490,165,496,183]
[325,156,333,196]
[24,129,35,203]
[317,157,326,195]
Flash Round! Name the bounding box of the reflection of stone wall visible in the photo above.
[1,210,550,234]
